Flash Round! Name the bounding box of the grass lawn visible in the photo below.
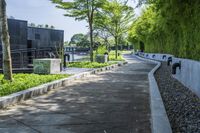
[68,62,116,68]
[0,74,70,97]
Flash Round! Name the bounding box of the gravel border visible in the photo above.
[135,55,172,133]
[155,62,200,133]
[0,62,127,109]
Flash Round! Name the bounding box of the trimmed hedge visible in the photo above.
[0,74,70,97]
[68,61,116,68]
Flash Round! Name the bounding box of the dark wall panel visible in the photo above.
[28,27,64,49]
[0,19,64,69]
[0,19,28,68]
[0,19,27,50]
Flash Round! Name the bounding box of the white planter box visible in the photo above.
[33,58,61,74]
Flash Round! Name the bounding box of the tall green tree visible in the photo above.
[129,0,200,60]
[95,0,134,59]
[94,29,112,51]
[0,0,13,81]
[70,33,90,48]
[51,0,105,62]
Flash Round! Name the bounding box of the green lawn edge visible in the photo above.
[0,74,71,97]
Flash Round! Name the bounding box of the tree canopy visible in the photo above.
[95,0,135,58]
[70,33,90,48]
[128,0,200,60]
[51,0,106,62]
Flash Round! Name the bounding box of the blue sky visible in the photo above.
[6,0,140,41]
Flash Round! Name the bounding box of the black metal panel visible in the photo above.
[0,19,28,50]
[0,19,64,69]
[28,27,64,49]
[0,19,28,68]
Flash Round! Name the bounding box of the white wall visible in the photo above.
[138,52,200,98]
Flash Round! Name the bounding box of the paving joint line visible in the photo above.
[9,116,42,133]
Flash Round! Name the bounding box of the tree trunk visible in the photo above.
[115,36,118,59]
[89,21,94,62]
[0,0,13,81]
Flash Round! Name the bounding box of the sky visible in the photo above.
[6,0,141,42]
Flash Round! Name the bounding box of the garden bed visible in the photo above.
[67,61,116,68]
[154,62,200,133]
[108,51,125,61]
[0,74,70,97]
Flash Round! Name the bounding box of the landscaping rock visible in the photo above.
[154,62,200,133]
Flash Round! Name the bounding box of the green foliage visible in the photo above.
[70,33,90,48]
[68,61,115,68]
[109,54,124,61]
[96,45,107,55]
[95,0,135,59]
[128,1,200,60]
[0,74,70,97]
[51,0,106,62]
[109,50,125,61]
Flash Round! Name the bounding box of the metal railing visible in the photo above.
[0,48,58,68]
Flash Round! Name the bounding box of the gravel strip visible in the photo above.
[154,62,200,133]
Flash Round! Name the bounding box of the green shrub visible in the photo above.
[109,54,125,61]
[96,45,107,55]
[0,74,70,97]
[128,1,200,60]
[108,50,125,61]
[68,61,116,68]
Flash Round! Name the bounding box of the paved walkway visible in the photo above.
[60,67,93,75]
[0,55,155,133]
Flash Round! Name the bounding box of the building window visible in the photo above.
[35,34,40,40]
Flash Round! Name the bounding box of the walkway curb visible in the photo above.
[135,55,172,133]
[0,62,127,109]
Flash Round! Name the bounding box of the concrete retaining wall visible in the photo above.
[0,62,127,109]
[172,58,200,98]
[138,52,173,62]
[138,52,200,98]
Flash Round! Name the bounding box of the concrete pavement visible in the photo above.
[0,55,155,133]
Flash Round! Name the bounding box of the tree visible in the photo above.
[93,29,112,51]
[45,24,49,28]
[95,0,134,59]
[29,23,36,27]
[64,41,70,46]
[0,0,13,81]
[128,0,200,60]
[51,0,106,62]
[50,25,55,29]
[70,33,90,48]
[37,24,43,28]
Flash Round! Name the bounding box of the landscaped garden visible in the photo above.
[67,50,128,68]
[108,51,125,61]
[67,61,116,68]
[0,74,70,97]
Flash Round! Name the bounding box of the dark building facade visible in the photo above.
[0,19,28,68]
[0,19,64,69]
[27,27,64,64]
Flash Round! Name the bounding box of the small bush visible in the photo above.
[96,45,107,55]
[109,51,125,61]
[68,62,116,68]
[0,74,70,97]
[109,54,125,61]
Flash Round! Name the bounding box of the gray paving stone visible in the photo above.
[0,55,155,133]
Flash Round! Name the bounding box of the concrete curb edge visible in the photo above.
[135,55,172,133]
[0,61,127,109]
